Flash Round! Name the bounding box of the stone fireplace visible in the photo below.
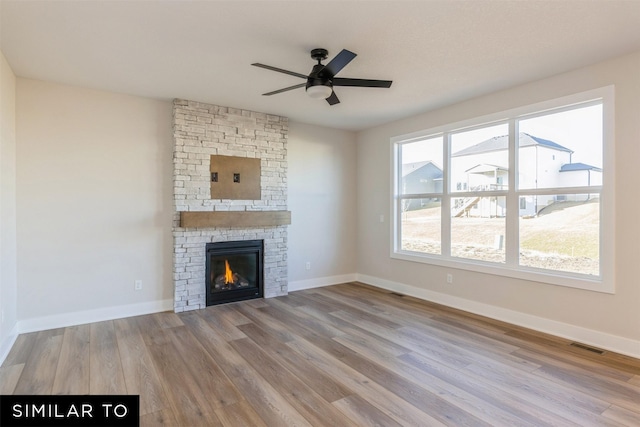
[172,99,289,312]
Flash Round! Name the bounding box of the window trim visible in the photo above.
[391,86,615,294]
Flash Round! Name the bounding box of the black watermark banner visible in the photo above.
[0,395,139,427]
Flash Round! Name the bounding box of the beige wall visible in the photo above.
[356,51,640,348]
[16,79,174,321]
[288,122,357,285]
[14,79,360,323]
[0,51,18,354]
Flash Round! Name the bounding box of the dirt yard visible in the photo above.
[401,200,599,276]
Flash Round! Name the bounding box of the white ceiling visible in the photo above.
[2,1,640,131]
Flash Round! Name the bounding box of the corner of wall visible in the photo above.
[0,323,19,366]
[0,50,18,366]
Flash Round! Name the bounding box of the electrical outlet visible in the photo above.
[379,214,385,223]
[305,261,311,270]
[446,273,453,284]
[134,280,143,291]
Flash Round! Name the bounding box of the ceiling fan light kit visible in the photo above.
[252,48,392,105]
[306,84,333,99]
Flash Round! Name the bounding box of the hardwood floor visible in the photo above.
[2,282,639,426]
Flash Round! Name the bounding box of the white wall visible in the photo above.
[0,51,18,360]
[288,122,358,290]
[16,79,174,327]
[357,51,640,356]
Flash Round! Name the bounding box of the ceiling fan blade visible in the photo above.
[262,83,306,96]
[321,49,357,77]
[326,91,340,105]
[333,77,393,88]
[251,63,308,79]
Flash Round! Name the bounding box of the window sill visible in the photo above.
[391,250,613,294]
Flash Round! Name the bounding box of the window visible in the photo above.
[392,87,613,292]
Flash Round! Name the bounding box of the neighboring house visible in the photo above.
[450,133,601,217]
[401,161,443,211]
[559,162,603,187]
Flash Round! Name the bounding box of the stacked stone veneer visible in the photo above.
[172,99,288,312]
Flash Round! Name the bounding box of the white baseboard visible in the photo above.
[356,274,640,359]
[6,277,638,362]
[17,299,174,335]
[289,273,358,292]
[0,322,19,366]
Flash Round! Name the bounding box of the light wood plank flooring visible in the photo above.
[2,282,639,426]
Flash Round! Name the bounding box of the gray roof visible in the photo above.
[559,162,602,172]
[402,161,428,176]
[452,133,573,157]
[402,161,442,178]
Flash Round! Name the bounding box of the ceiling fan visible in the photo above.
[252,48,393,105]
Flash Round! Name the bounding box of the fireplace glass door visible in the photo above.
[205,240,263,306]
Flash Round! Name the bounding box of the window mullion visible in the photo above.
[505,120,519,266]
[442,132,451,257]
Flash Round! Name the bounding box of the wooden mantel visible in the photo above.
[180,211,291,228]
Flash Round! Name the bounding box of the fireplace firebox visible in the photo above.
[205,240,264,306]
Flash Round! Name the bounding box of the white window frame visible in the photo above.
[391,86,615,293]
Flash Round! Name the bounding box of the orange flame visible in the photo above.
[224,260,234,284]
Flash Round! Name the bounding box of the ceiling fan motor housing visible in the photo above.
[306,63,331,90]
